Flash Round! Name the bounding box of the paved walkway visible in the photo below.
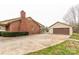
[0,34,69,55]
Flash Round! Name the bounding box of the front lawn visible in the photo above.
[70,33,79,40]
[26,40,79,55]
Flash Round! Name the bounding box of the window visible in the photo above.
[0,26,6,31]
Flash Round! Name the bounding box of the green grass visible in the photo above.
[70,33,79,40]
[26,40,79,55]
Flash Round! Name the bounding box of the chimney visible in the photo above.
[20,10,26,18]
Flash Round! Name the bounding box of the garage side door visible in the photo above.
[53,28,69,35]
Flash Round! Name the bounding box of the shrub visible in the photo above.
[1,32,29,37]
[0,31,2,36]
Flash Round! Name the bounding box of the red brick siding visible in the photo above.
[8,21,20,32]
[8,19,40,34]
[20,18,40,34]
[7,10,40,34]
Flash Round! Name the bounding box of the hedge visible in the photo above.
[0,31,29,37]
[0,31,2,36]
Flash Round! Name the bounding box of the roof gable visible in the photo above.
[49,22,72,28]
[0,17,44,27]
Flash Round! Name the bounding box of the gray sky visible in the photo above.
[0,0,79,26]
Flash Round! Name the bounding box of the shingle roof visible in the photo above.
[0,17,44,27]
[0,18,20,26]
[49,21,72,28]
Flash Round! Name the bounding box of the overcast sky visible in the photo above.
[0,0,79,26]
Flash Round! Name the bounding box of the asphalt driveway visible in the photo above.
[0,34,69,55]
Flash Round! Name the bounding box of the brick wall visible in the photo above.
[8,10,40,34]
[8,21,20,32]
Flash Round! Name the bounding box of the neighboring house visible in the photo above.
[48,22,73,35]
[0,10,45,34]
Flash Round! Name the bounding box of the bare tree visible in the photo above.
[63,7,77,25]
[63,5,79,33]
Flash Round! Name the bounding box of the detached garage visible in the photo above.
[49,22,73,35]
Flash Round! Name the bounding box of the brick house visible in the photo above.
[0,10,45,34]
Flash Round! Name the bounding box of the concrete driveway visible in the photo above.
[0,34,69,55]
